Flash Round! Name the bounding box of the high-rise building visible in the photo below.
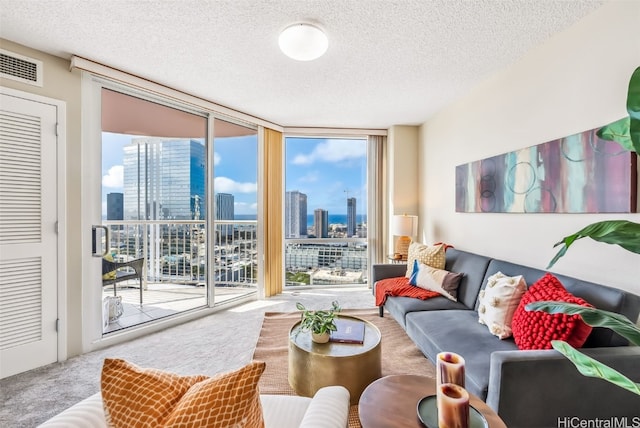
[215,193,234,220]
[285,190,307,238]
[107,192,123,220]
[347,197,356,237]
[215,193,234,238]
[122,138,205,220]
[314,208,328,238]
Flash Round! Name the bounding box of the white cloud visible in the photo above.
[292,139,366,165]
[102,165,123,188]
[215,176,257,193]
[234,201,258,214]
[214,152,221,165]
[299,171,319,183]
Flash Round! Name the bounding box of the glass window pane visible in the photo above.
[284,137,368,287]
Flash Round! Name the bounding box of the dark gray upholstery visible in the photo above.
[384,295,468,328]
[371,248,640,427]
[444,249,492,309]
[405,310,518,399]
[487,347,640,428]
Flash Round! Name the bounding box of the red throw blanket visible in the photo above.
[375,276,440,306]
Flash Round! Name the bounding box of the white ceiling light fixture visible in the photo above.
[278,23,328,61]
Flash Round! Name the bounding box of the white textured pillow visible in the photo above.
[478,272,527,339]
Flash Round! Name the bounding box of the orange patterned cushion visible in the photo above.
[101,359,265,427]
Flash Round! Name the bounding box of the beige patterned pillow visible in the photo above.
[101,359,265,427]
[478,272,527,339]
[405,242,446,277]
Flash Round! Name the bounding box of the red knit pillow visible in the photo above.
[511,273,593,350]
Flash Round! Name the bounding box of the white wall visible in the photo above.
[418,0,640,295]
[0,39,84,356]
[388,125,419,255]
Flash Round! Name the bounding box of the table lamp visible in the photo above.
[392,214,418,260]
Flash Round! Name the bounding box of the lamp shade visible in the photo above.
[278,23,328,61]
[392,214,418,237]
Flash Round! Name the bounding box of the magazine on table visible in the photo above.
[330,318,365,344]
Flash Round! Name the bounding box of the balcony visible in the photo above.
[101,221,368,332]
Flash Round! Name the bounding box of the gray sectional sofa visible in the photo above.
[373,248,640,428]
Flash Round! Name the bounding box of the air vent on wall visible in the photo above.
[0,49,43,87]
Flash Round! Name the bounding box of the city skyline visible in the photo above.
[102,134,367,218]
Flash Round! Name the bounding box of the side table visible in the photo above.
[387,255,406,264]
[288,315,382,404]
[358,374,506,428]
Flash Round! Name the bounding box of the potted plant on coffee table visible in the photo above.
[296,300,341,343]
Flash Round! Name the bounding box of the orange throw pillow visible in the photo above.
[101,359,265,428]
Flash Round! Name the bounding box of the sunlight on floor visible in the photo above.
[228,299,286,313]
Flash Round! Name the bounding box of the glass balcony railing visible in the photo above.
[103,220,259,288]
[101,220,259,333]
[102,221,368,301]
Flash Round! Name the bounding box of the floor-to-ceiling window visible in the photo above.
[211,118,258,300]
[284,136,369,286]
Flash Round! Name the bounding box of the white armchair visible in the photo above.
[38,386,351,428]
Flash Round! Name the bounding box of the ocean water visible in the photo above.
[235,214,367,227]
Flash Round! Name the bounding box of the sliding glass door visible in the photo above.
[100,88,209,333]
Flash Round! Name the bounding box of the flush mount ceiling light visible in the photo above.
[278,23,328,61]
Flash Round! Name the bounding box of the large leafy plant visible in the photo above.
[528,66,640,395]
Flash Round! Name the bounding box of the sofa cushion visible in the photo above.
[384,295,469,328]
[405,242,446,277]
[410,261,463,301]
[101,359,265,427]
[511,273,592,350]
[443,249,492,309]
[477,272,527,339]
[405,310,518,400]
[260,395,310,428]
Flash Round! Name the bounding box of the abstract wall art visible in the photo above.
[455,126,637,213]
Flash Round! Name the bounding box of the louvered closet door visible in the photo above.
[0,92,58,379]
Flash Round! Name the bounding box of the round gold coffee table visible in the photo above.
[288,314,382,404]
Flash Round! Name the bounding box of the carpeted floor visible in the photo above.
[0,287,378,427]
[253,309,435,428]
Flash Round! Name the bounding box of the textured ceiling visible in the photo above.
[0,0,606,129]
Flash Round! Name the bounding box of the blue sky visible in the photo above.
[285,137,367,216]
[101,134,367,216]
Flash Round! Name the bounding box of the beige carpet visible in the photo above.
[253,309,435,428]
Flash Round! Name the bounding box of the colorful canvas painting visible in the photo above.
[455,127,637,213]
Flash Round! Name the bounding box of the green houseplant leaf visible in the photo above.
[551,340,640,396]
[596,117,634,151]
[596,66,640,153]
[626,66,640,153]
[547,220,640,268]
[295,300,341,335]
[526,301,640,346]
